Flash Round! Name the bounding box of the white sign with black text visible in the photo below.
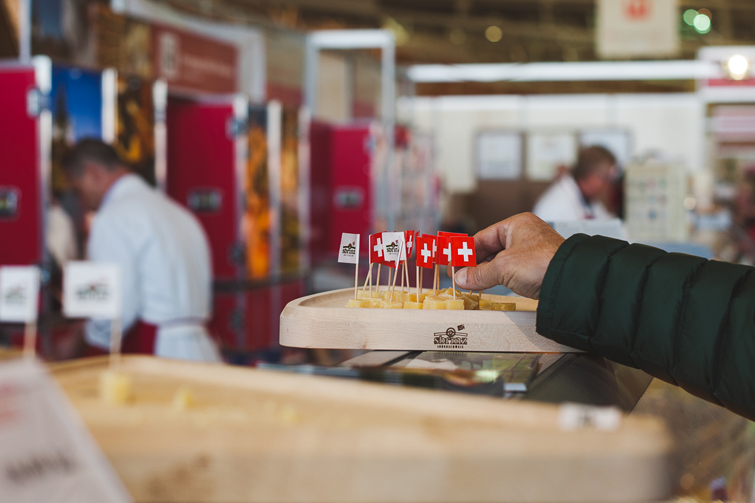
[0,267,40,323]
[63,262,122,319]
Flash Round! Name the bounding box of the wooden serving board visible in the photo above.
[50,356,670,503]
[280,288,578,352]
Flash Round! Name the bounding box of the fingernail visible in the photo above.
[455,268,467,286]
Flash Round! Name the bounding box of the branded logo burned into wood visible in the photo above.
[434,325,468,349]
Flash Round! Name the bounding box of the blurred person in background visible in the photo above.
[62,139,221,363]
[533,145,619,221]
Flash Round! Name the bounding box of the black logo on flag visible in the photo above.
[76,282,109,301]
[4,285,25,305]
[342,243,357,256]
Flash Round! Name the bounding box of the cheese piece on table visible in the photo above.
[99,370,132,405]
[172,386,195,410]
[423,296,447,310]
[445,299,465,310]
[491,302,517,311]
[403,301,423,309]
[345,299,368,308]
[357,290,370,299]
[418,293,429,303]
[381,300,403,309]
[460,294,479,310]
[479,298,493,309]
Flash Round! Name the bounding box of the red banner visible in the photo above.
[153,23,237,94]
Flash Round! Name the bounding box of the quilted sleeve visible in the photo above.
[536,234,755,420]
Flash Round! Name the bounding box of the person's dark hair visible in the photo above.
[61,139,125,177]
[572,145,617,181]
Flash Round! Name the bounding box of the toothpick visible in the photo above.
[376,264,382,291]
[415,261,420,303]
[452,266,456,299]
[404,261,410,292]
[109,318,123,372]
[354,261,359,300]
[400,262,405,291]
[362,263,372,292]
[23,321,37,359]
[389,265,400,302]
[369,265,373,294]
[419,268,423,298]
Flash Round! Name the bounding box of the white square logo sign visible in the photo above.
[0,267,40,323]
[64,262,122,319]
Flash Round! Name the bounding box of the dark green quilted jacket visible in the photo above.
[537,233,755,421]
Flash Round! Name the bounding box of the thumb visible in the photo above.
[454,259,504,291]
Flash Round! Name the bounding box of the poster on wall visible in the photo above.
[476,131,522,180]
[597,0,678,59]
[579,129,632,169]
[280,107,300,273]
[51,66,103,194]
[245,106,270,279]
[526,132,577,181]
[115,75,156,186]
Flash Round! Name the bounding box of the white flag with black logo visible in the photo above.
[338,233,360,265]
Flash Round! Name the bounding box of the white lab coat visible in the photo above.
[85,174,221,363]
[533,175,613,222]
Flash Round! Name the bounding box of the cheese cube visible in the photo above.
[479,298,493,309]
[172,386,195,410]
[491,302,517,311]
[445,299,465,310]
[381,300,403,309]
[99,370,132,405]
[403,301,423,309]
[345,299,368,308]
[423,296,447,310]
[418,293,429,303]
[461,295,479,310]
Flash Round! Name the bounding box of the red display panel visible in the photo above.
[308,121,373,262]
[166,97,239,279]
[0,67,42,266]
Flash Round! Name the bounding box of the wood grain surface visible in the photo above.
[280,288,578,352]
[49,356,671,503]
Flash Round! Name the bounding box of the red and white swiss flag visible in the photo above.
[416,234,436,269]
[450,236,477,268]
[369,233,384,264]
[404,230,415,259]
[436,232,465,266]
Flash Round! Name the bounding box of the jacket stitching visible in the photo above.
[669,259,706,388]
[711,268,752,405]
[627,252,665,368]
[589,241,630,354]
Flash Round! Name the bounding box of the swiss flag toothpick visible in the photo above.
[369,233,384,265]
[451,236,477,268]
[416,235,436,269]
[436,235,453,266]
[404,231,415,259]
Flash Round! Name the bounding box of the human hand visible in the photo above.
[451,212,565,299]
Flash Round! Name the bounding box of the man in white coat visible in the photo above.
[62,139,221,362]
[533,146,619,222]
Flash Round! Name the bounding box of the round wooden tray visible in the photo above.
[280,288,579,353]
